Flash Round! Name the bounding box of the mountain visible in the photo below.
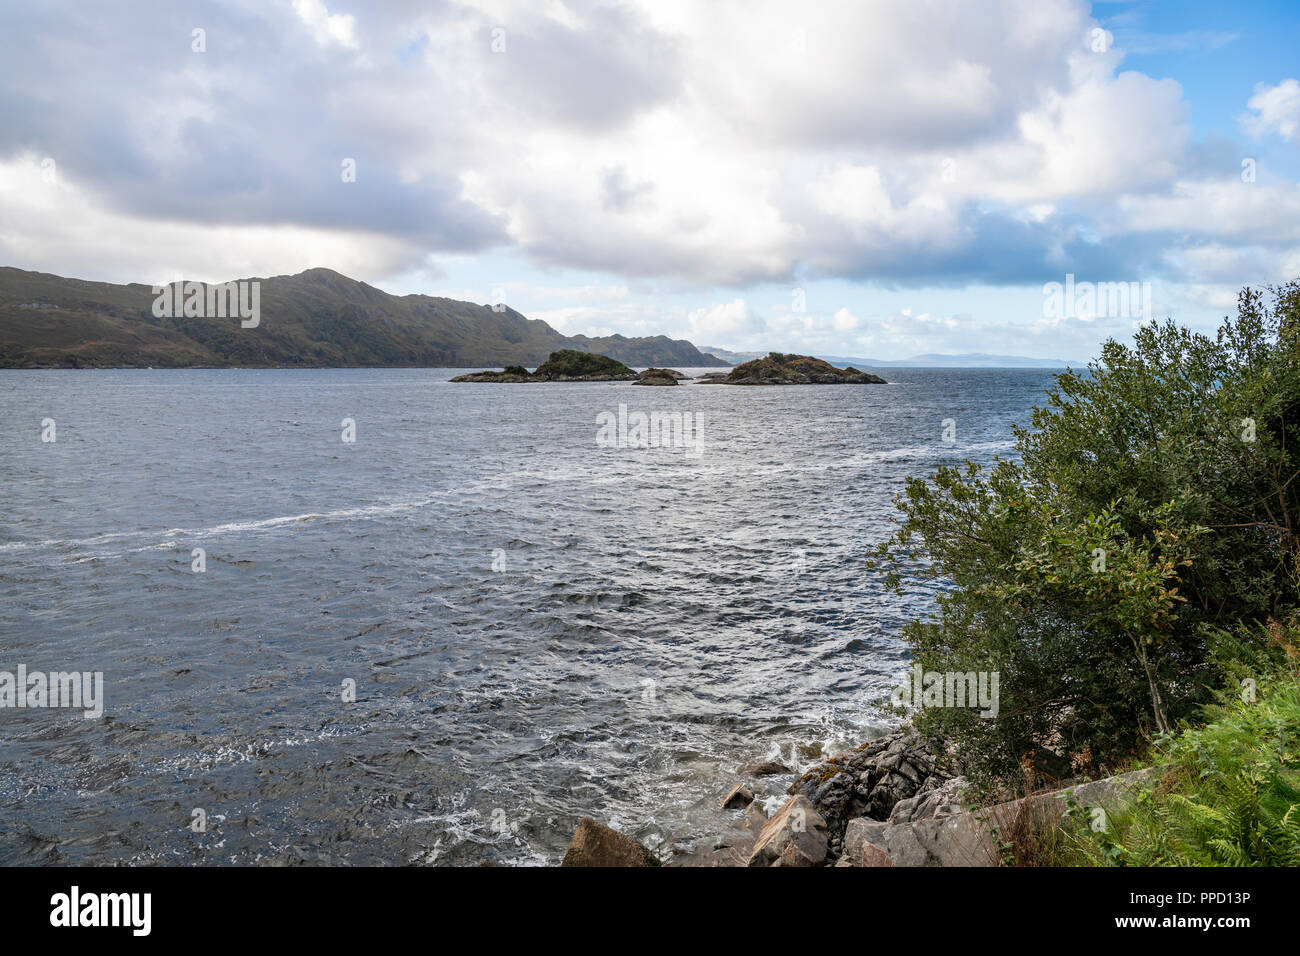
[697,345,764,365]
[0,267,728,368]
[700,344,1085,369]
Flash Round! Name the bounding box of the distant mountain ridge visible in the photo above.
[697,345,766,365]
[698,345,1084,369]
[0,267,728,369]
[817,352,1086,368]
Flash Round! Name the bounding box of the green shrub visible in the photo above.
[870,282,1300,786]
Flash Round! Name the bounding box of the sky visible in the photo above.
[1,0,1297,361]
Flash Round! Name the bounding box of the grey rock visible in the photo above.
[561,818,660,867]
[740,760,791,777]
[720,784,755,810]
[889,775,968,824]
[787,730,954,862]
[837,766,1163,867]
[747,795,829,867]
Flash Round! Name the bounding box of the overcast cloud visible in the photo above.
[1,0,1296,359]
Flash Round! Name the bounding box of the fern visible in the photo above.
[1064,670,1300,866]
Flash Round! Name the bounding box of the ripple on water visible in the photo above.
[0,367,1054,864]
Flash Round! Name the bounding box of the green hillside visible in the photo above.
[0,266,726,369]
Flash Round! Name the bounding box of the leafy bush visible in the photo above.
[870,283,1300,786]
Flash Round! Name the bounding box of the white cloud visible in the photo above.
[831,308,862,333]
[0,154,411,283]
[1,0,1298,359]
[686,299,762,340]
[293,0,359,49]
[1115,180,1300,244]
[1245,78,1300,141]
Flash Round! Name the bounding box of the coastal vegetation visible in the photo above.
[868,281,1300,863]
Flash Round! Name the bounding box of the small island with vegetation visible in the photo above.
[450,349,639,382]
[698,352,887,385]
[632,368,688,386]
[450,350,888,386]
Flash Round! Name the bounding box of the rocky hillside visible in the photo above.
[0,266,728,369]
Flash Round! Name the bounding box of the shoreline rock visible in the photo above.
[786,730,958,861]
[560,818,661,867]
[836,766,1161,866]
[738,759,791,777]
[747,794,829,867]
[720,784,755,809]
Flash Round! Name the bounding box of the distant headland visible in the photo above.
[0,266,728,369]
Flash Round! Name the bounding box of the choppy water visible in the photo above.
[0,367,1055,865]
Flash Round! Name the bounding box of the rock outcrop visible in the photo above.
[451,349,638,382]
[680,730,1162,868]
[739,759,791,777]
[633,367,683,386]
[724,353,887,385]
[787,731,957,861]
[835,767,1162,867]
[560,818,661,867]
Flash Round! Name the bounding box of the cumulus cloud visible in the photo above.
[686,299,762,341]
[1245,79,1300,141]
[0,0,1295,334]
[293,0,359,49]
[0,154,419,283]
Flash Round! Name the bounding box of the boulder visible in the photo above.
[560,818,661,867]
[747,795,828,867]
[720,784,755,810]
[834,766,1165,867]
[740,759,791,777]
[835,821,898,867]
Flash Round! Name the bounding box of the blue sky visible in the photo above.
[1,0,1297,361]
